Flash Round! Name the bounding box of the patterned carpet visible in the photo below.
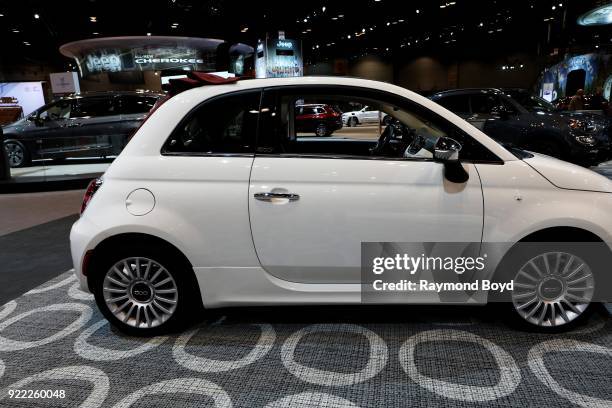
[0,271,609,407]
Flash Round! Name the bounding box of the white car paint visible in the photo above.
[341,106,387,125]
[70,76,612,310]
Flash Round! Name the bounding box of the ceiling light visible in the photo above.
[92,32,99,35]
[34,13,39,19]
[416,9,420,14]
[322,6,326,12]
[0,13,4,17]
[241,27,248,32]
[147,32,151,36]
[332,17,337,20]
[89,16,97,22]
[12,29,19,33]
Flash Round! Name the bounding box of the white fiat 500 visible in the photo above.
[70,77,612,335]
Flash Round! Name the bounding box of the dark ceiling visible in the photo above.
[0,0,609,68]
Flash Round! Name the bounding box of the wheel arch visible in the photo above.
[488,226,606,298]
[517,226,603,243]
[87,232,202,307]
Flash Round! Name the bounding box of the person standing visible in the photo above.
[589,87,609,116]
[568,89,585,111]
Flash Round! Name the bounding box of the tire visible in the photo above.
[90,243,202,336]
[382,115,393,126]
[348,117,359,127]
[4,140,30,168]
[315,123,328,137]
[495,242,602,333]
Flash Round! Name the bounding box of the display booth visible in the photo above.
[1,36,253,190]
[536,52,612,104]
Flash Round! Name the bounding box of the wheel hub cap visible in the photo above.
[5,143,24,166]
[103,257,178,329]
[512,251,594,327]
[538,277,564,300]
[129,281,154,303]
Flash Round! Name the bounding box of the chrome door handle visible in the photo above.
[254,192,300,202]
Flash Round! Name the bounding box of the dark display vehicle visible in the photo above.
[430,88,611,165]
[2,91,163,167]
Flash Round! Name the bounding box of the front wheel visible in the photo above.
[4,140,30,168]
[92,247,201,336]
[500,244,600,332]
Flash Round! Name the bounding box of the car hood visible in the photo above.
[523,152,612,193]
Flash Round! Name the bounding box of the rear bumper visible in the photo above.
[70,216,104,293]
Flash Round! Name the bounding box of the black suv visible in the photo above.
[430,88,611,165]
[2,91,164,167]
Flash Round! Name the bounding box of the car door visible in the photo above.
[36,99,76,158]
[362,106,379,124]
[68,96,120,157]
[248,86,485,284]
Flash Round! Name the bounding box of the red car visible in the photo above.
[295,104,343,137]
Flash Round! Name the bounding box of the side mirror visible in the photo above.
[434,136,461,162]
[434,137,469,183]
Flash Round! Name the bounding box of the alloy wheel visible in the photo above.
[103,257,178,329]
[316,124,327,137]
[511,251,594,327]
[5,142,25,167]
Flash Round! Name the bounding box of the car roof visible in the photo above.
[64,91,165,100]
[430,88,503,98]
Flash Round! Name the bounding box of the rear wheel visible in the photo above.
[4,141,30,168]
[91,245,201,336]
[315,123,329,137]
[348,117,359,127]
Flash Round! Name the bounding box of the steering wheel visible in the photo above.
[370,123,396,156]
[371,120,414,156]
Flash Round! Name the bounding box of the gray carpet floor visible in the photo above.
[0,271,609,407]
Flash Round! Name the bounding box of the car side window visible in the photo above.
[435,95,470,114]
[71,97,116,118]
[259,87,501,163]
[39,100,71,121]
[162,90,261,155]
[470,94,501,115]
[120,96,158,115]
[259,88,450,159]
